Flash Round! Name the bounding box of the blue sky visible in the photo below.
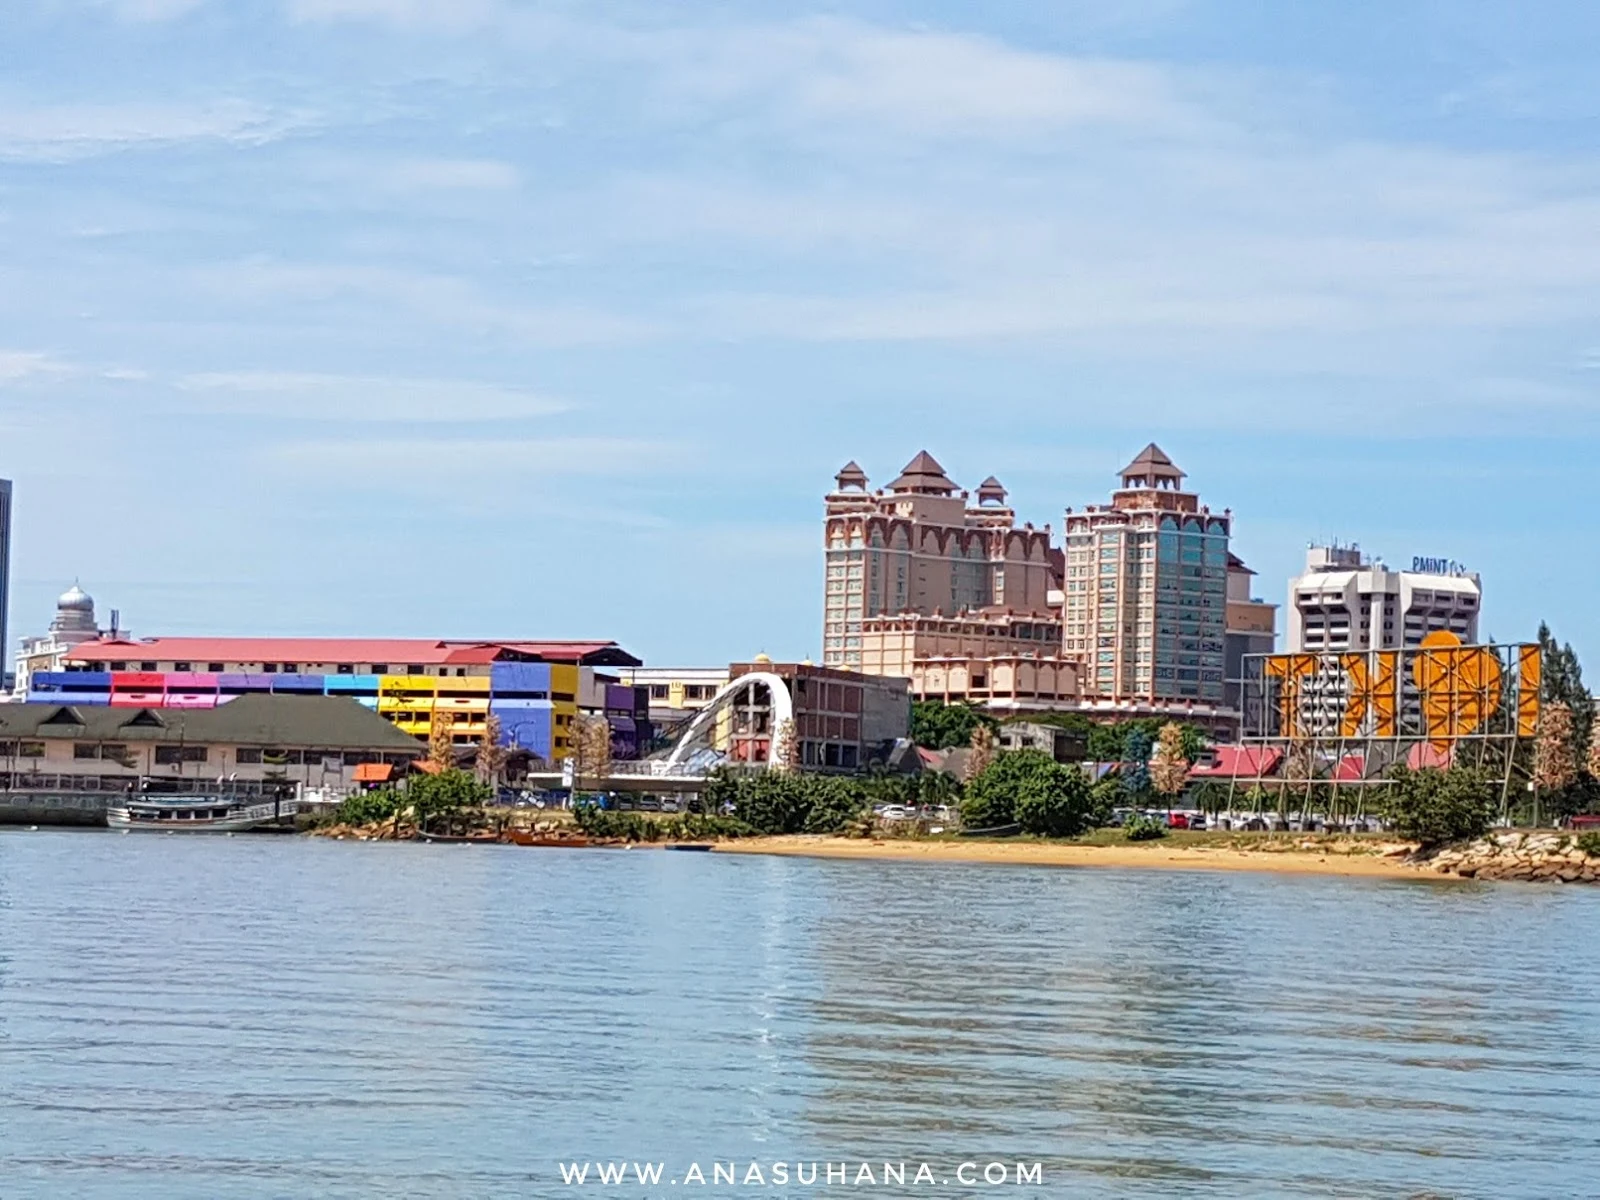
[2,0,1598,667]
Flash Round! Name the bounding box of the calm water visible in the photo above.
[2,833,1598,1198]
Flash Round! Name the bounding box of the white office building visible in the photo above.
[1286,544,1481,654]
[1284,544,1482,737]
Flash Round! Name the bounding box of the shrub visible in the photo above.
[961,750,1094,838]
[1575,831,1600,858]
[1124,812,1167,841]
[572,802,753,842]
[335,789,400,826]
[701,769,867,835]
[1380,766,1499,847]
[1088,777,1121,827]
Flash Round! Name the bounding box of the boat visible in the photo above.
[107,794,300,833]
[418,830,499,844]
[503,828,590,848]
[665,843,714,852]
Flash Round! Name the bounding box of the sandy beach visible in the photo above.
[715,834,1433,880]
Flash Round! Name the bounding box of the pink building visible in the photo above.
[823,452,1057,669]
[825,452,1078,708]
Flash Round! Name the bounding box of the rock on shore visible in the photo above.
[1426,832,1600,883]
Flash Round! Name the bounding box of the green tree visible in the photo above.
[1380,766,1498,847]
[409,768,492,831]
[1087,775,1121,827]
[1539,622,1592,755]
[704,769,867,835]
[1087,718,1207,763]
[1121,727,1154,800]
[961,749,1093,837]
[911,701,997,750]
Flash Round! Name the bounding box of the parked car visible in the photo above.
[659,798,681,814]
[636,797,662,813]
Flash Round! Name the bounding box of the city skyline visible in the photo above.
[3,1,1597,664]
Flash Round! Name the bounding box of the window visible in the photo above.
[18,741,44,758]
[235,749,263,764]
[337,664,354,674]
[650,685,669,699]
[154,746,209,765]
[139,661,157,672]
[283,664,298,673]
[263,663,278,673]
[407,664,424,674]
[175,662,192,672]
[208,662,225,673]
[371,664,389,675]
[74,744,100,760]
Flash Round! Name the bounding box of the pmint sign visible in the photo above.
[1413,556,1468,576]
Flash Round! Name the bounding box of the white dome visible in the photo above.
[49,583,100,639]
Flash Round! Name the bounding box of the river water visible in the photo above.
[1,831,1597,1198]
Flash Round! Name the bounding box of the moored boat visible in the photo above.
[107,795,300,833]
[503,828,590,847]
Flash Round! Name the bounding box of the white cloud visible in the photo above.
[0,100,303,162]
[642,18,1198,140]
[177,371,569,421]
[0,351,73,383]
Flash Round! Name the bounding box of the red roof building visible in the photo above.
[63,636,640,675]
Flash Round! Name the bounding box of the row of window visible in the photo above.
[81,661,473,676]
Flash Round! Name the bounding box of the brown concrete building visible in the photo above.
[725,660,910,772]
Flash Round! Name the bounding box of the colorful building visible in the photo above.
[34,636,644,763]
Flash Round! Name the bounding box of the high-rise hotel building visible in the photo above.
[1063,446,1230,705]
[822,452,1056,671]
[1286,545,1480,653]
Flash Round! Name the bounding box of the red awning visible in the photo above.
[1406,743,1454,770]
[1332,754,1367,782]
[1189,746,1283,778]
[352,762,393,783]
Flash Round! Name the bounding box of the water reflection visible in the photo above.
[0,833,1597,1198]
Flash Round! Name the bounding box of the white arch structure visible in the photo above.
[663,671,794,768]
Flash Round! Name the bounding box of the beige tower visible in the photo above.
[1063,445,1230,704]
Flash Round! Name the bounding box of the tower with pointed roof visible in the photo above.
[822,452,1056,669]
[1062,445,1231,707]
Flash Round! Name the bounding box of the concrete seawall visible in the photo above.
[0,793,108,827]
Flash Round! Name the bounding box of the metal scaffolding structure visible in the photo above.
[1228,635,1542,818]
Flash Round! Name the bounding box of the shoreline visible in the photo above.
[714,834,1433,880]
